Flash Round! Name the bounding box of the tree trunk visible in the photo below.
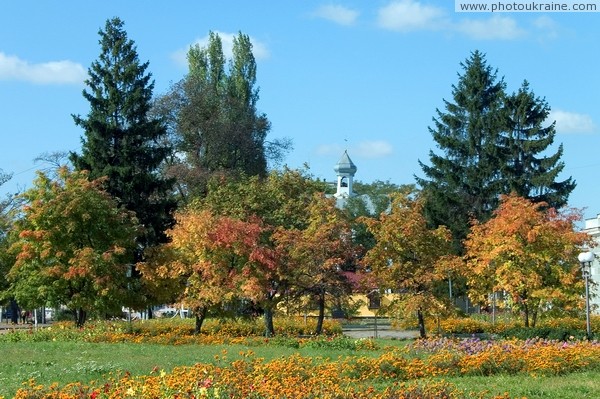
[9,299,19,324]
[194,307,207,335]
[531,300,540,328]
[315,292,326,335]
[523,303,530,328]
[417,308,427,339]
[264,307,275,337]
[75,308,87,328]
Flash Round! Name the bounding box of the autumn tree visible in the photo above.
[141,210,274,334]
[8,169,138,327]
[142,170,326,336]
[70,18,176,306]
[463,193,590,327]
[192,169,328,335]
[361,192,454,338]
[154,31,290,200]
[273,193,355,335]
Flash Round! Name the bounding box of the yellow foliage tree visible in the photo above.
[361,193,454,338]
[464,193,592,326]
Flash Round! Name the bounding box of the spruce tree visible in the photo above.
[501,80,575,208]
[70,18,175,267]
[417,52,575,251]
[416,51,506,248]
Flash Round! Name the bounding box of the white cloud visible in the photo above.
[375,1,527,40]
[0,52,85,85]
[377,0,446,32]
[313,4,359,26]
[353,140,394,158]
[455,15,525,40]
[316,143,343,156]
[549,109,595,133]
[533,15,558,32]
[172,31,269,68]
[316,140,393,158]
[532,15,560,40]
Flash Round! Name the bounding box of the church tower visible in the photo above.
[334,150,357,198]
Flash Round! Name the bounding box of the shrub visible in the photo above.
[430,316,599,337]
[500,326,588,341]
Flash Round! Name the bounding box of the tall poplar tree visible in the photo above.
[416,51,506,248]
[70,18,176,284]
[154,31,290,200]
[501,80,575,208]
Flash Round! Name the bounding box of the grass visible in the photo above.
[0,339,397,398]
[1,339,600,399]
[442,372,600,399]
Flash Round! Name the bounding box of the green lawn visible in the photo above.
[1,340,599,399]
[0,340,387,398]
[442,372,600,399]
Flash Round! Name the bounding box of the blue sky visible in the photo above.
[1,1,599,220]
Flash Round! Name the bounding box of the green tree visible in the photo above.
[417,52,575,252]
[501,80,575,208]
[0,170,16,306]
[8,169,138,327]
[200,168,327,229]
[416,50,506,249]
[344,181,414,257]
[70,18,176,306]
[155,31,290,200]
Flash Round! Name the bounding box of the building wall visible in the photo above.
[286,293,402,319]
[582,214,600,314]
[350,293,401,317]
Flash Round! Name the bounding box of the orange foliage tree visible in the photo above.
[361,192,454,338]
[8,169,139,326]
[140,209,277,334]
[463,193,592,326]
[273,193,355,334]
[190,169,329,336]
[143,171,358,336]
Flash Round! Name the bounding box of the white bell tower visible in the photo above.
[334,150,357,198]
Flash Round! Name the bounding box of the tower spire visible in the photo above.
[334,150,357,198]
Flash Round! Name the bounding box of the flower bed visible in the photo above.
[5,319,600,399]
[9,334,600,398]
[0,318,342,345]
